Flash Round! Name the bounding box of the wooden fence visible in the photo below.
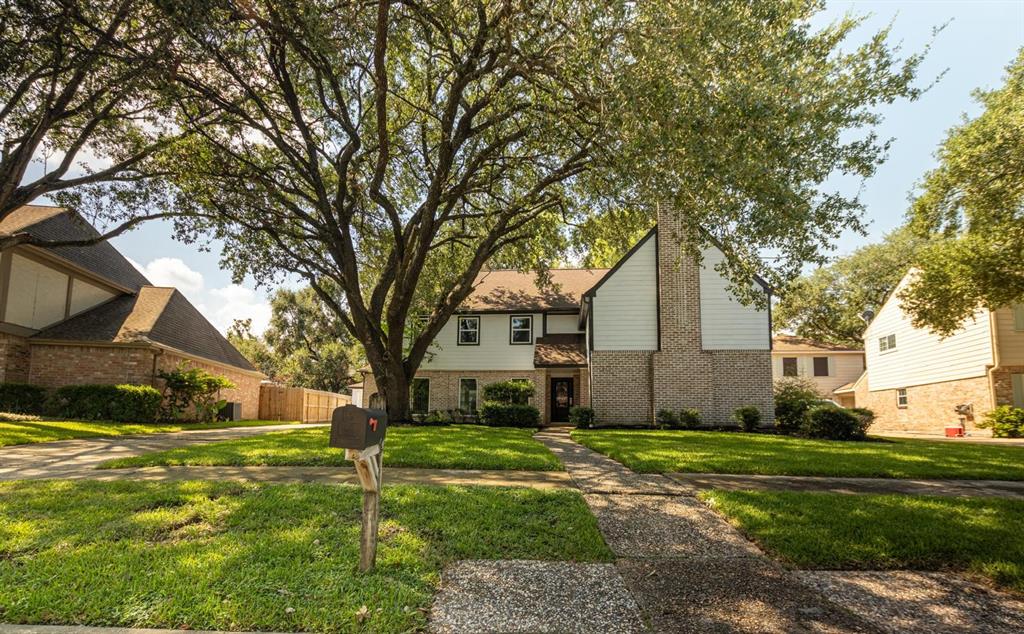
[258,385,351,423]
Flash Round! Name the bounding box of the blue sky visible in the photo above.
[102,0,1023,334]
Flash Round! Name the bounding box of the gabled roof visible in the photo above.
[1,205,150,291]
[772,335,864,353]
[35,286,256,372]
[464,268,608,312]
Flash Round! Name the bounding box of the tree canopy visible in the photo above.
[153,0,926,418]
[0,0,194,250]
[900,47,1024,335]
[774,227,925,347]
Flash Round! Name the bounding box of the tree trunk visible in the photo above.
[376,360,412,422]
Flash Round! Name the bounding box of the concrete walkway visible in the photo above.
[0,424,319,480]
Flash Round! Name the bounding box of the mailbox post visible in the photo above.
[329,404,388,572]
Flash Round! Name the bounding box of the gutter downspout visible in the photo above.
[988,310,1002,411]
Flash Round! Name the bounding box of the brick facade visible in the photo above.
[854,372,994,435]
[590,351,654,424]
[992,365,1024,408]
[0,333,30,383]
[20,342,262,420]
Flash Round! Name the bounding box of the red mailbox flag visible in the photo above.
[369,417,378,431]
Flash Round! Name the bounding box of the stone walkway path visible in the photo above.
[431,430,1024,633]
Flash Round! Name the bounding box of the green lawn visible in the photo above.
[0,419,302,448]
[101,425,563,471]
[702,490,1024,594]
[571,429,1024,480]
[0,479,610,632]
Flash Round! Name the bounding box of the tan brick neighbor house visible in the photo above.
[358,207,775,426]
[849,270,1024,435]
[0,205,264,418]
[771,335,866,407]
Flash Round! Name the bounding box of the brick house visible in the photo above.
[0,206,264,418]
[771,335,865,407]
[852,269,1024,435]
[359,206,774,426]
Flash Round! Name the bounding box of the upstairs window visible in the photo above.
[457,316,480,345]
[782,357,798,377]
[510,315,533,344]
[813,357,829,377]
[897,388,908,408]
[878,333,897,352]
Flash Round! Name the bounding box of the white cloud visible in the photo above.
[199,284,273,336]
[135,257,205,294]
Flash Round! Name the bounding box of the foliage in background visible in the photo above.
[902,48,1024,335]
[0,383,47,415]
[979,406,1024,438]
[157,364,234,423]
[773,227,925,346]
[228,287,362,393]
[158,0,927,418]
[481,380,535,405]
[656,408,681,429]
[478,403,541,428]
[679,408,701,429]
[801,404,868,441]
[733,406,762,432]
[45,384,162,423]
[773,377,822,433]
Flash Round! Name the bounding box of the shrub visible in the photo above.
[479,402,540,427]
[774,377,821,433]
[848,407,876,437]
[656,408,680,428]
[158,363,235,422]
[978,406,1024,438]
[733,406,761,432]
[0,383,48,415]
[800,404,863,441]
[679,408,701,429]
[422,410,452,425]
[0,411,42,422]
[569,406,595,428]
[482,379,535,405]
[45,384,162,422]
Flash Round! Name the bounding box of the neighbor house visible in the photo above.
[0,205,264,417]
[360,206,774,426]
[853,269,1024,435]
[771,335,865,407]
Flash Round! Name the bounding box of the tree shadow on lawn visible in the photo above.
[0,479,609,632]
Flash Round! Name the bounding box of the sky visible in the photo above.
[86,1,1024,334]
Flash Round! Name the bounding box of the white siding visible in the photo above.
[5,253,69,329]
[699,247,770,350]
[771,352,865,396]
[420,312,541,370]
[591,236,658,350]
[547,313,582,334]
[865,274,993,391]
[69,278,115,317]
[995,305,1024,365]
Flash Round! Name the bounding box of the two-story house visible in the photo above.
[360,207,775,426]
[853,270,1024,435]
[771,335,865,406]
[0,205,264,417]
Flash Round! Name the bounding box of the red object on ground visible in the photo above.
[945,426,965,438]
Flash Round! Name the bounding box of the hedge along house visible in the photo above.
[0,205,264,418]
[360,206,774,425]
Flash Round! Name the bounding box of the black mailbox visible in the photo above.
[329,404,388,450]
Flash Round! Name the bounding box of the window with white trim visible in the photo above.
[878,333,897,352]
[459,378,478,412]
[896,388,908,408]
[510,315,533,344]
[457,316,480,345]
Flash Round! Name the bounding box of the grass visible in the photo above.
[0,418,302,447]
[702,490,1024,594]
[0,479,610,632]
[571,429,1024,480]
[101,425,563,471]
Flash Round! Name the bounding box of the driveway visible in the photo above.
[0,424,322,480]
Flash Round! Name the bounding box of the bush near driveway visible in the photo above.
[702,490,1024,594]
[0,479,611,632]
[101,425,563,471]
[46,384,163,422]
[0,383,47,415]
[570,429,1024,480]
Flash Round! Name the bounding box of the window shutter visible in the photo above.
[1013,374,1024,409]
[1014,305,1024,331]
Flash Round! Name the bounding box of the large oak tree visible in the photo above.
[159,0,926,419]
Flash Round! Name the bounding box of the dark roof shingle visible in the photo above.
[465,269,607,312]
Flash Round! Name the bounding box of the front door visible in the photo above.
[550,377,574,423]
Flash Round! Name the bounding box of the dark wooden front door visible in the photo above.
[550,377,574,423]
